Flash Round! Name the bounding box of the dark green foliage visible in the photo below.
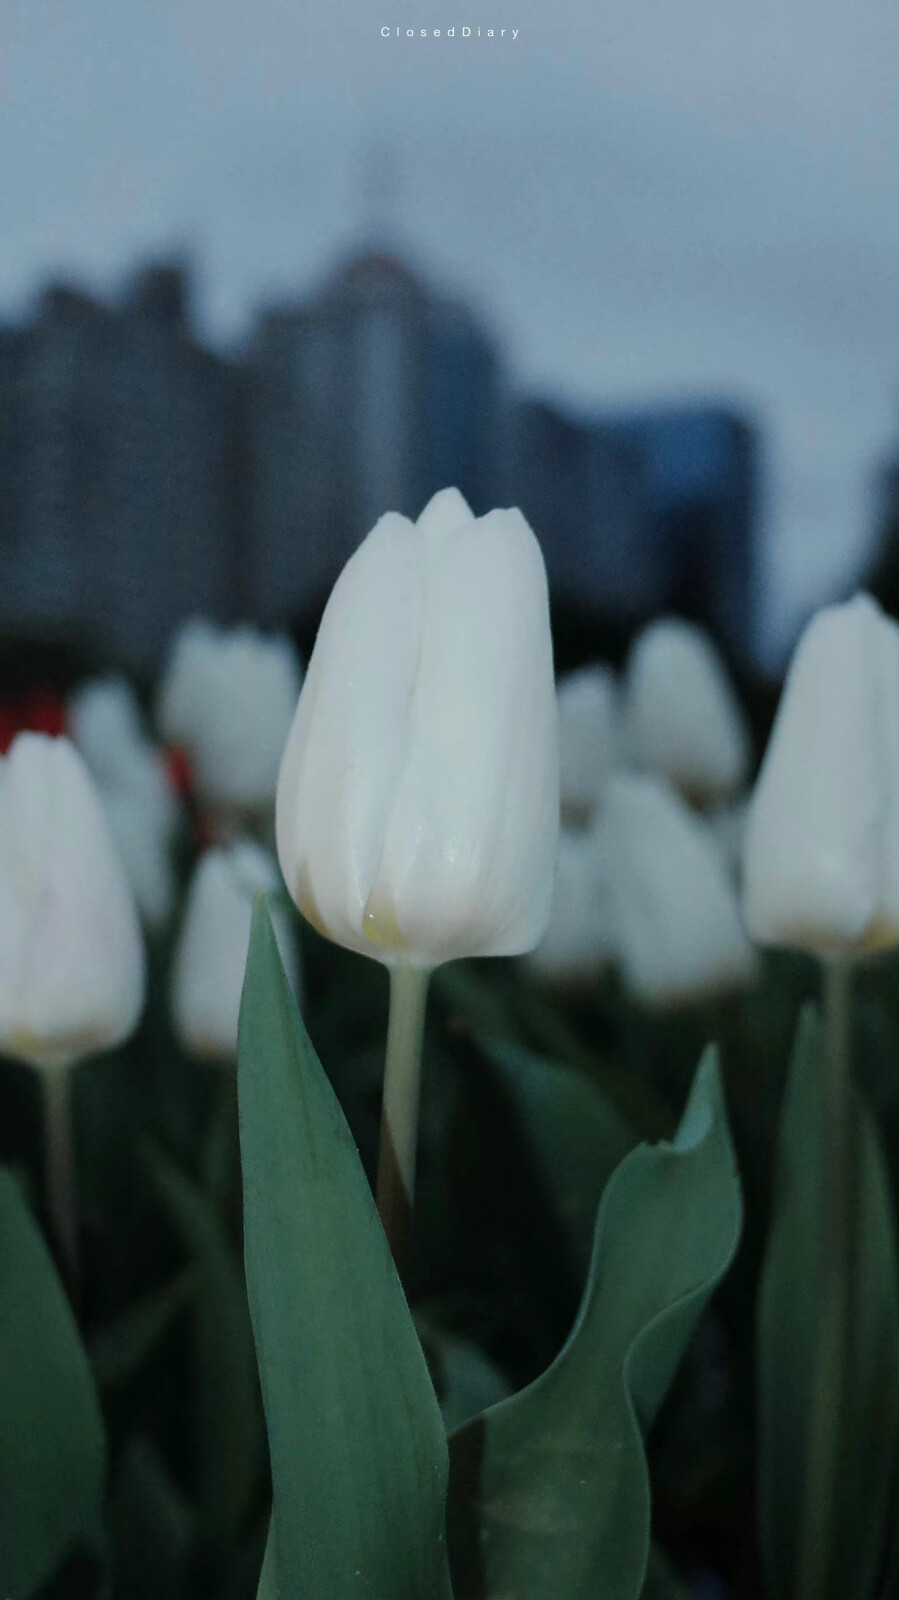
[0,1167,106,1597]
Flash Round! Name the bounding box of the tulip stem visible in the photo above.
[376,965,431,1275]
[797,956,854,1600]
[41,1065,81,1307]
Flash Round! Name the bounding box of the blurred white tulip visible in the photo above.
[743,593,899,957]
[277,487,559,969]
[158,619,302,810]
[156,619,219,748]
[103,789,177,929]
[557,665,620,823]
[708,799,749,885]
[171,839,299,1063]
[606,773,755,1007]
[625,618,750,804]
[0,734,146,1070]
[527,825,614,984]
[70,675,180,927]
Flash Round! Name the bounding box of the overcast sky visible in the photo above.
[1,0,896,663]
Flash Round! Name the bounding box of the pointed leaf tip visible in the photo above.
[237,898,453,1600]
[447,1051,742,1600]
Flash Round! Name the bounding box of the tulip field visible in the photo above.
[2,490,899,1600]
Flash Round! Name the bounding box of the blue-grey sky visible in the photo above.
[1,0,896,662]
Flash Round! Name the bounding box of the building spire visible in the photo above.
[358,137,402,248]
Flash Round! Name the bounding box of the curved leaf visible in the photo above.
[238,899,453,1600]
[758,1004,899,1600]
[487,1041,636,1276]
[0,1167,106,1598]
[447,1050,742,1600]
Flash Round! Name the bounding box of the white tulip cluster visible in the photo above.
[532,616,754,1005]
[158,619,302,814]
[2,469,893,1150]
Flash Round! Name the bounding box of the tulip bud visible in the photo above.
[70,675,181,927]
[605,773,755,1006]
[172,840,299,1063]
[158,620,302,810]
[527,825,613,984]
[743,593,899,957]
[708,799,749,885]
[103,788,177,929]
[0,734,146,1070]
[276,488,559,969]
[557,665,620,824]
[624,618,750,805]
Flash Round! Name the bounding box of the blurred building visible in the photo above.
[0,266,241,671]
[604,406,758,663]
[0,248,760,670]
[505,400,664,621]
[245,249,502,622]
[507,398,758,663]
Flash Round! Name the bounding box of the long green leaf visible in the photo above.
[486,1040,636,1276]
[758,1004,899,1600]
[0,1166,106,1597]
[447,1050,741,1600]
[238,899,453,1600]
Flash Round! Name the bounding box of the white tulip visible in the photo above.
[708,799,749,885]
[70,675,153,788]
[158,620,302,810]
[743,593,899,957]
[0,734,146,1070]
[157,618,219,747]
[276,487,559,969]
[557,665,620,823]
[528,825,614,984]
[103,788,177,930]
[624,618,750,804]
[606,773,755,1007]
[71,675,181,926]
[171,840,299,1062]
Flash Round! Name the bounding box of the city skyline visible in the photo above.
[0,245,758,673]
[1,0,895,666]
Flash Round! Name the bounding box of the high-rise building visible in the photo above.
[0,268,241,670]
[504,397,757,661]
[603,406,757,663]
[506,399,660,621]
[88,266,241,667]
[0,248,760,671]
[246,250,502,623]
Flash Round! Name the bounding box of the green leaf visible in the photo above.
[486,1041,636,1276]
[237,898,454,1600]
[256,1525,279,1600]
[416,1315,510,1434]
[758,1004,899,1600]
[0,1166,106,1598]
[89,1268,195,1389]
[110,1437,196,1600]
[146,1145,264,1557]
[447,1049,742,1600]
[640,1546,692,1600]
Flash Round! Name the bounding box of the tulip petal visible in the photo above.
[275,513,427,959]
[368,508,558,964]
[743,594,899,955]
